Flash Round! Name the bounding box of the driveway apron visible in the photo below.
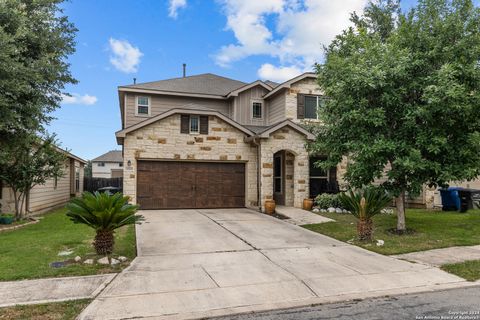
[79,208,467,320]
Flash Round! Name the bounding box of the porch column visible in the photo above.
[294,152,310,208]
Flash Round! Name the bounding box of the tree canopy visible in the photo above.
[311,0,480,231]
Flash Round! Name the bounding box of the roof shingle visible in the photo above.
[120,73,246,97]
[92,150,123,162]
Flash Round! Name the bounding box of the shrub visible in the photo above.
[314,193,343,209]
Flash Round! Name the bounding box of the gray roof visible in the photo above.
[121,73,247,97]
[92,150,123,163]
[244,125,270,134]
[264,80,279,88]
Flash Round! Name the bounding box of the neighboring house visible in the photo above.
[115,72,339,210]
[0,150,86,215]
[91,150,123,178]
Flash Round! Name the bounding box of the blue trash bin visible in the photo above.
[440,187,463,211]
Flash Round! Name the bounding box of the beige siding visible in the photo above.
[125,93,229,127]
[267,91,286,124]
[1,158,85,214]
[233,85,269,126]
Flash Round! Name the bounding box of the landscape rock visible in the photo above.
[335,208,343,213]
[376,240,385,246]
[320,209,327,213]
[57,250,73,256]
[327,207,336,213]
[312,208,320,213]
[97,257,110,265]
[118,256,128,262]
[110,258,120,265]
[74,256,82,262]
[83,259,94,265]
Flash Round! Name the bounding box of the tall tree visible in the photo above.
[311,0,480,232]
[0,0,77,138]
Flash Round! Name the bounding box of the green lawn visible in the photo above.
[0,299,90,320]
[303,209,480,255]
[0,208,136,281]
[441,260,480,282]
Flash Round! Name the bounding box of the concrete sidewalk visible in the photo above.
[275,205,334,225]
[393,245,480,267]
[79,209,470,320]
[0,274,115,307]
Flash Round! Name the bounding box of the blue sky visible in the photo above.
[48,0,452,160]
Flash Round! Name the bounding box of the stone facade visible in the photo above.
[259,127,310,209]
[286,78,323,123]
[123,114,258,207]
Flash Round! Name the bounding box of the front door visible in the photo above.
[273,151,285,205]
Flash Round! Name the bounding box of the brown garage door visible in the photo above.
[137,161,245,209]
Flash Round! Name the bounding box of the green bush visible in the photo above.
[314,193,343,209]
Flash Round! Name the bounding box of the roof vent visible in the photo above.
[183,63,186,78]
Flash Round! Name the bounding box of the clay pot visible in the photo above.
[303,198,314,211]
[264,200,276,215]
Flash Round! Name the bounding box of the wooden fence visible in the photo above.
[83,177,123,193]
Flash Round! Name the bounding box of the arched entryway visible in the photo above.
[273,150,295,206]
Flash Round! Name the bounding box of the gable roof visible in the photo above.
[115,108,255,144]
[92,150,123,162]
[225,80,273,98]
[263,72,317,98]
[256,120,315,140]
[119,73,246,97]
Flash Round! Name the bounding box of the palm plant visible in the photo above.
[66,192,142,255]
[338,187,392,241]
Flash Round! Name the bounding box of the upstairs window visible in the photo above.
[298,94,326,119]
[252,101,263,119]
[119,162,123,167]
[190,115,199,134]
[98,162,105,167]
[136,96,150,115]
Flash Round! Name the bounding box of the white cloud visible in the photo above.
[168,0,187,18]
[61,93,98,106]
[108,38,143,73]
[257,63,303,82]
[214,0,367,77]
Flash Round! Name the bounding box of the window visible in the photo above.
[136,96,150,115]
[98,162,105,167]
[75,168,80,192]
[190,115,199,134]
[305,96,318,119]
[119,162,123,167]
[252,101,263,119]
[274,155,282,193]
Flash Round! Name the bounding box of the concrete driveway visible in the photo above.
[80,209,467,320]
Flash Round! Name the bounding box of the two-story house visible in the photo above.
[91,150,124,178]
[115,73,339,210]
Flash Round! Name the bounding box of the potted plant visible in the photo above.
[264,199,276,215]
[0,214,14,225]
[338,187,391,241]
[66,192,143,255]
[303,198,314,210]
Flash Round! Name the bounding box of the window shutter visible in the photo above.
[199,116,209,134]
[329,166,337,184]
[297,93,305,119]
[180,115,190,134]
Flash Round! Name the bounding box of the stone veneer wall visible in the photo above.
[259,127,309,209]
[285,152,295,206]
[285,78,323,123]
[122,114,258,207]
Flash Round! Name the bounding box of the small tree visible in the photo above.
[84,161,93,178]
[338,188,392,241]
[66,192,141,255]
[311,0,480,232]
[0,134,66,220]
